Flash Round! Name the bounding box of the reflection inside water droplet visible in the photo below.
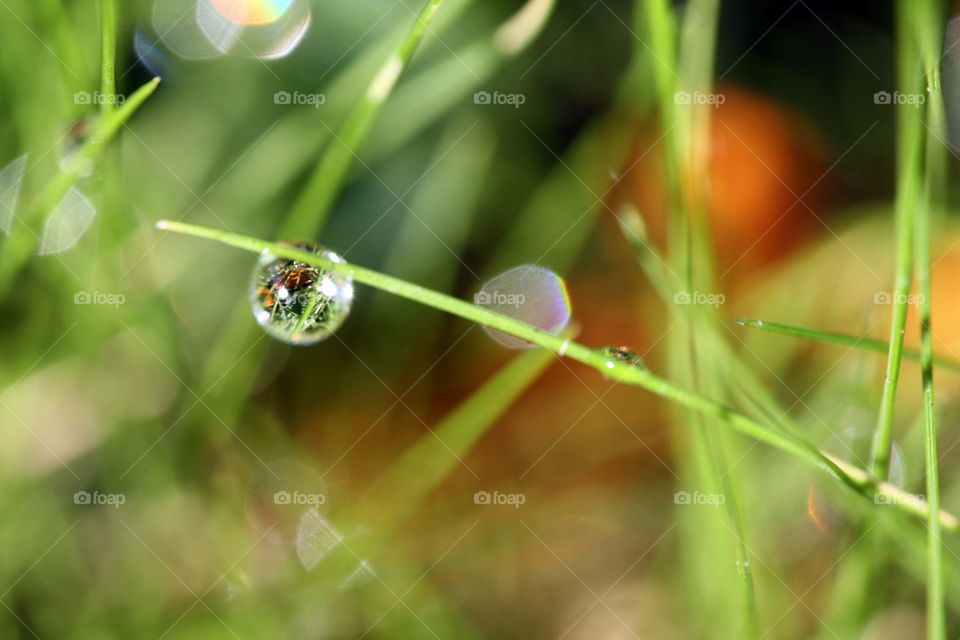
[248,242,354,346]
[599,345,646,369]
[475,264,572,349]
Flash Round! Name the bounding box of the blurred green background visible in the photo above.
[1,0,959,637]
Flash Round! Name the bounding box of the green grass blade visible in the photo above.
[870,0,926,482]
[280,0,455,240]
[359,347,555,525]
[0,76,160,299]
[99,0,116,115]
[916,0,946,635]
[735,318,960,374]
[155,219,960,535]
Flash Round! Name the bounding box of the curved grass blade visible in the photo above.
[735,318,960,375]
[280,0,456,240]
[155,219,960,535]
[0,76,160,297]
[358,346,555,526]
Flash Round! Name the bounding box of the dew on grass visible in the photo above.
[599,345,646,369]
[0,154,28,235]
[245,459,328,544]
[198,0,311,59]
[475,264,572,349]
[248,242,354,346]
[38,187,96,255]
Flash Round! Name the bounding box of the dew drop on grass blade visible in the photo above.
[0,154,27,235]
[38,187,96,255]
[475,264,572,349]
[248,241,354,346]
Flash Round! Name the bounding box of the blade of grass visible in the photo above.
[280,0,457,240]
[916,0,946,635]
[735,318,960,374]
[870,0,926,481]
[0,76,161,298]
[99,0,116,115]
[357,346,556,526]
[155,219,960,535]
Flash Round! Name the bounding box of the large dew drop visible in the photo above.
[153,0,311,61]
[475,264,572,349]
[249,242,354,346]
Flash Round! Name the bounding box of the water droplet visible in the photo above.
[0,154,28,235]
[296,507,343,571]
[152,0,311,61]
[475,264,572,349]
[152,0,226,60]
[248,242,354,346]
[599,345,646,369]
[38,187,96,255]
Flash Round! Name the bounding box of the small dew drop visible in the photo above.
[248,242,353,346]
[599,345,646,370]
